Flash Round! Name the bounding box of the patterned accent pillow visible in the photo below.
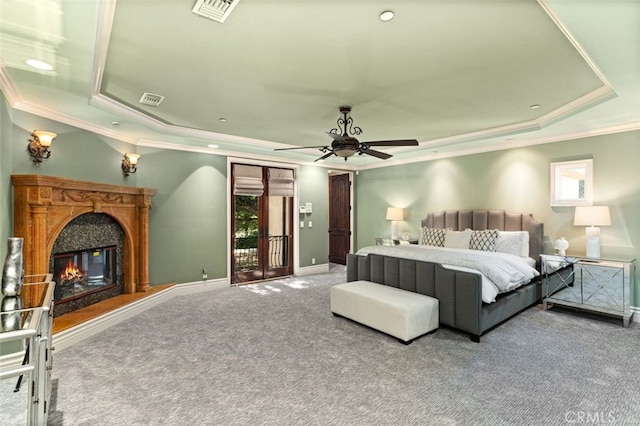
[469,229,499,252]
[420,227,445,247]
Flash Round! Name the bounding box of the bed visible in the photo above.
[347,210,545,342]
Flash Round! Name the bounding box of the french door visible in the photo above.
[231,164,294,284]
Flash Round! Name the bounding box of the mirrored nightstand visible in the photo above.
[541,254,635,327]
[374,237,418,246]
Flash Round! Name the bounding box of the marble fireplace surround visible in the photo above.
[11,175,156,294]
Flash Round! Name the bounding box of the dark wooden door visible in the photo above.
[328,174,351,264]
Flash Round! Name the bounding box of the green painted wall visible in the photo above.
[0,93,12,260]
[136,147,228,283]
[9,111,135,186]
[0,102,332,285]
[297,165,329,267]
[355,130,640,305]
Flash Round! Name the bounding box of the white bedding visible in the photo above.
[355,245,539,304]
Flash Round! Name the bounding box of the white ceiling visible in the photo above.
[1,0,639,169]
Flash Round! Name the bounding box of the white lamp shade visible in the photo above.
[386,207,403,221]
[33,131,56,147]
[125,153,141,165]
[574,206,611,226]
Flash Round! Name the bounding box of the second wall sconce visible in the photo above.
[122,153,140,177]
[28,130,56,166]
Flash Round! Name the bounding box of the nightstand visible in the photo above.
[541,254,635,327]
[375,237,418,246]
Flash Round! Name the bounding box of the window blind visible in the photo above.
[233,164,264,196]
[268,168,294,197]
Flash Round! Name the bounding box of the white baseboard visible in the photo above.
[297,264,330,276]
[52,278,229,352]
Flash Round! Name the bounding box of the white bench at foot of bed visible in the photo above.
[331,280,439,344]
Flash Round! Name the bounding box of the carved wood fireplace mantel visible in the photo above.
[11,175,157,294]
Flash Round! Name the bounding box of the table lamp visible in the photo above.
[386,207,403,240]
[574,206,611,258]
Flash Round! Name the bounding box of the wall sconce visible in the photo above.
[386,207,404,240]
[122,153,140,177]
[27,130,56,166]
[574,205,611,258]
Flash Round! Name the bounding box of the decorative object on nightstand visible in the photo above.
[574,205,611,258]
[386,207,403,240]
[542,253,635,327]
[554,237,569,256]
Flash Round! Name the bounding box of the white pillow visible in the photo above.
[495,231,529,257]
[444,229,473,249]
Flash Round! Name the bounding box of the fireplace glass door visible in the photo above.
[231,165,294,284]
[53,246,116,301]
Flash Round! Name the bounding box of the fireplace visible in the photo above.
[11,175,156,316]
[48,212,126,316]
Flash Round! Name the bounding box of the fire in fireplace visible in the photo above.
[53,246,116,302]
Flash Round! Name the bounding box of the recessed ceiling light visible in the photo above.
[208,144,219,149]
[379,10,394,22]
[218,118,227,122]
[530,104,540,109]
[25,59,54,71]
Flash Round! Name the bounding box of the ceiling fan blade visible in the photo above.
[363,139,419,147]
[360,148,392,160]
[314,151,335,162]
[274,145,328,151]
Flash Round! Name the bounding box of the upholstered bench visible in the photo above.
[331,280,439,344]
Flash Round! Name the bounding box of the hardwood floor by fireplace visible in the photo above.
[52,284,174,334]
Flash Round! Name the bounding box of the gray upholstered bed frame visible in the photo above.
[346,210,544,342]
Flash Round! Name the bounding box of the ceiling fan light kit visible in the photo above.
[275,106,418,162]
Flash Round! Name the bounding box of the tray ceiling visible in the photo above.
[1,0,638,167]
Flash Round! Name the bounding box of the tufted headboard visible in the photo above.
[421,210,543,268]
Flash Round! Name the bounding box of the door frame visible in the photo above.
[227,158,300,284]
[328,170,355,261]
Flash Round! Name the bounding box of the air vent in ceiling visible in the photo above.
[139,92,165,107]
[191,0,239,23]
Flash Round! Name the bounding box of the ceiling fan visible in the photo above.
[275,106,419,162]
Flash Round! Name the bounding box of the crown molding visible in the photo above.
[355,120,640,171]
[0,61,21,106]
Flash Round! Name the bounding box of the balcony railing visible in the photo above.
[233,235,289,271]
